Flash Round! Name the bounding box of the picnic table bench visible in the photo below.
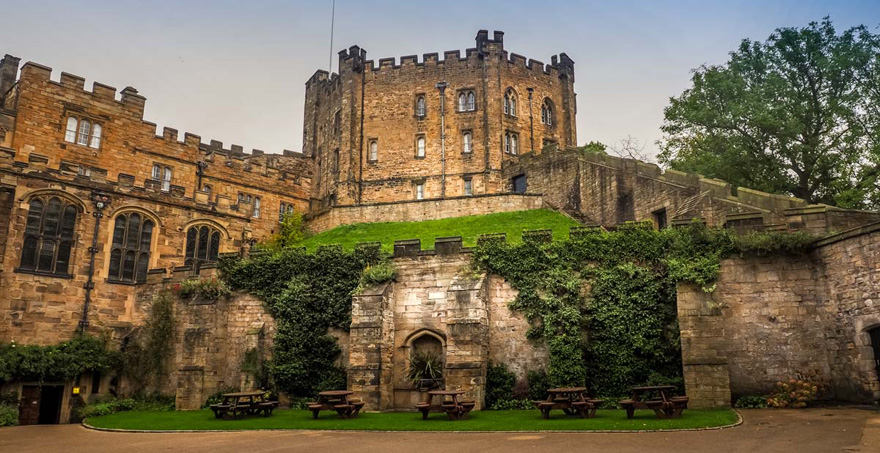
[415,390,475,420]
[619,385,689,419]
[307,390,365,419]
[533,387,603,419]
[210,391,277,420]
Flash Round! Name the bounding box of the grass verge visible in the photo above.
[298,209,581,252]
[86,408,738,432]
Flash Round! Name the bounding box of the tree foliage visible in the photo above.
[0,335,119,385]
[659,18,880,208]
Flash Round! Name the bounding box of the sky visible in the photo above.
[3,0,879,161]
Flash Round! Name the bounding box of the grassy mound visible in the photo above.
[300,209,581,252]
[87,408,738,432]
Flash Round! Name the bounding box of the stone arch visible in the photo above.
[181,218,231,240]
[853,316,880,400]
[21,189,87,213]
[404,329,446,388]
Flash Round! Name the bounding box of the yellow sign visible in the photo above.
[72,387,80,395]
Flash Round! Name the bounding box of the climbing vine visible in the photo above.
[473,222,814,396]
[121,290,176,393]
[220,245,386,397]
[0,335,119,385]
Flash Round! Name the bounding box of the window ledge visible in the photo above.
[106,279,145,286]
[14,268,74,279]
[414,155,426,160]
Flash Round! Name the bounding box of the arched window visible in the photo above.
[202,184,212,194]
[416,96,426,117]
[504,133,510,154]
[458,91,475,112]
[416,136,426,158]
[77,119,91,146]
[19,196,79,276]
[541,99,554,126]
[65,117,78,142]
[185,225,221,273]
[107,212,153,283]
[369,140,378,162]
[279,202,287,223]
[462,132,472,153]
[511,134,518,154]
[458,93,467,112]
[504,89,517,117]
[504,132,518,155]
[467,92,475,111]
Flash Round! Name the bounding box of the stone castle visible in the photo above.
[2,31,880,424]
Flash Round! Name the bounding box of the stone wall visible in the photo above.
[305,193,544,233]
[487,276,548,378]
[678,222,880,407]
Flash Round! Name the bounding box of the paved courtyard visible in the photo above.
[0,408,878,452]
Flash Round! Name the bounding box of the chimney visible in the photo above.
[0,55,21,105]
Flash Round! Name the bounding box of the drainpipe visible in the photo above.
[527,88,535,153]
[435,81,448,198]
[79,193,111,334]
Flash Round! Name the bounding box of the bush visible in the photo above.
[526,370,550,401]
[0,391,18,406]
[490,399,534,410]
[0,404,18,427]
[485,362,517,409]
[76,395,174,420]
[767,379,819,408]
[359,261,397,288]
[735,395,769,409]
[174,278,231,300]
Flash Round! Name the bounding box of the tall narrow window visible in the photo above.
[369,140,378,162]
[279,202,287,223]
[415,183,424,200]
[504,133,511,154]
[19,196,79,276]
[542,99,554,126]
[503,94,510,115]
[65,117,78,142]
[416,136,426,158]
[462,132,472,153]
[416,95,426,117]
[107,212,153,283]
[464,178,473,196]
[458,93,467,112]
[77,119,91,146]
[467,92,475,111]
[333,111,341,135]
[185,225,222,273]
[89,124,102,148]
[511,134,518,155]
[504,89,517,117]
[253,197,261,218]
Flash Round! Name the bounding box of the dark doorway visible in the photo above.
[19,385,64,425]
[512,174,527,194]
[653,208,668,230]
[870,327,880,382]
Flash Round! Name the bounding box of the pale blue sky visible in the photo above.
[3,0,878,159]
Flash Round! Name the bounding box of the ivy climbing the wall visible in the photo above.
[0,335,119,385]
[220,245,385,397]
[473,222,814,397]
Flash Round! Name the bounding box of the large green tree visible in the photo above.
[659,18,880,208]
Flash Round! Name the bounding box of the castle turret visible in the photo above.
[0,55,21,105]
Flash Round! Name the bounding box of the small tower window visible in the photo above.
[467,92,475,111]
[152,164,173,192]
[541,99,554,126]
[416,95,426,117]
[65,116,102,148]
[416,136,426,158]
[464,178,473,196]
[369,140,378,162]
[65,117,78,142]
[333,110,341,135]
[415,183,425,200]
[504,132,519,155]
[77,119,91,146]
[504,89,517,117]
[462,132,473,153]
[458,90,475,112]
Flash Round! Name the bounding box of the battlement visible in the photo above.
[19,61,148,119]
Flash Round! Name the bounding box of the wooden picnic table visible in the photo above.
[307,390,365,419]
[210,391,276,419]
[414,390,475,420]
[533,387,603,419]
[619,385,689,419]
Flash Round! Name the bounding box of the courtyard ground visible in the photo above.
[0,408,877,452]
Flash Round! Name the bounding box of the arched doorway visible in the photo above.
[392,329,446,409]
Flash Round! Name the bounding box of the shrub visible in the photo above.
[76,394,174,419]
[407,352,443,388]
[175,278,231,300]
[359,261,397,289]
[526,370,550,401]
[485,362,517,409]
[0,404,18,427]
[490,399,533,410]
[261,211,308,251]
[735,395,769,409]
[767,379,819,408]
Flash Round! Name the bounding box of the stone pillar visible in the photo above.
[349,282,393,410]
[445,274,489,409]
[677,283,732,408]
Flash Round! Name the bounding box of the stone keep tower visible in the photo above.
[303,30,576,209]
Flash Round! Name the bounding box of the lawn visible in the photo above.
[298,209,581,252]
[86,408,738,432]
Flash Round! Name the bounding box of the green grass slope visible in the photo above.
[298,209,581,252]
